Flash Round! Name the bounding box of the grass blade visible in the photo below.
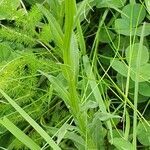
[0,117,41,150]
[133,23,146,150]
[0,89,61,150]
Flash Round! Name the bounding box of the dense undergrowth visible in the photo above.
[0,0,150,149]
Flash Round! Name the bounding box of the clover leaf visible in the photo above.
[139,82,150,97]
[137,121,150,146]
[131,64,150,82]
[111,59,128,77]
[112,43,150,82]
[114,3,149,36]
[121,3,146,27]
[125,43,149,67]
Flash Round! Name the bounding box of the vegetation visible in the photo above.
[0,0,150,149]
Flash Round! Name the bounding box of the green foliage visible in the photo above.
[0,43,12,62]
[112,43,150,82]
[0,0,150,149]
[144,0,150,15]
[0,51,61,148]
[114,3,150,36]
[88,115,107,149]
[139,82,150,96]
[111,60,128,77]
[99,27,116,43]
[0,0,20,20]
[0,117,41,150]
[137,121,150,146]
[110,138,133,150]
[125,43,149,66]
[24,0,44,5]
[95,0,126,8]
[121,4,146,27]
[39,24,52,43]
[0,27,36,47]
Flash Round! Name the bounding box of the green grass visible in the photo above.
[0,0,150,149]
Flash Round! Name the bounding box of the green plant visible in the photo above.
[0,0,150,149]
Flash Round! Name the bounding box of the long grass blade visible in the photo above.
[0,89,61,150]
[0,117,41,150]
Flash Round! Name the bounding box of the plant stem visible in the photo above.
[63,0,96,148]
[133,23,145,150]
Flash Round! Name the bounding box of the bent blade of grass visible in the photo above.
[0,117,41,150]
[0,89,61,150]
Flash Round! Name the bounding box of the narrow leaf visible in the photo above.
[0,89,61,150]
[0,117,41,150]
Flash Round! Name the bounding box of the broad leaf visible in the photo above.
[95,111,121,121]
[125,43,149,66]
[110,138,133,150]
[137,121,150,146]
[115,20,150,36]
[81,100,98,111]
[137,23,150,36]
[83,55,113,138]
[83,55,106,112]
[128,88,149,103]
[131,63,150,82]
[121,3,146,27]
[46,126,85,148]
[108,129,124,141]
[111,59,128,77]
[114,19,134,36]
[99,28,115,43]
[39,71,70,107]
[70,34,79,80]
[89,114,107,149]
[37,4,64,49]
[139,82,150,97]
